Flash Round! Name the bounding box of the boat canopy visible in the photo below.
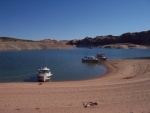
[39,67,50,71]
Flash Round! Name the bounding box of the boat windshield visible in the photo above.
[39,70,49,74]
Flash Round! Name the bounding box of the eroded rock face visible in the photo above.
[68,30,150,46]
[0,37,74,51]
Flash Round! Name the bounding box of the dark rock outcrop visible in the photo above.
[68,30,150,46]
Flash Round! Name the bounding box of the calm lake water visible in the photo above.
[0,48,150,82]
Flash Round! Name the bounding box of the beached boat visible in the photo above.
[82,56,98,63]
[37,67,52,82]
[96,54,107,61]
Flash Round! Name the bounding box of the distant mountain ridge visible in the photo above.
[0,37,69,45]
[0,30,150,51]
[1,30,150,46]
[68,30,150,46]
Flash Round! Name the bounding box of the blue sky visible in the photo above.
[0,0,150,40]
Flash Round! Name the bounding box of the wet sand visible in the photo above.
[0,59,150,113]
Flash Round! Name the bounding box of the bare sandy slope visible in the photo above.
[0,59,150,113]
[0,42,75,51]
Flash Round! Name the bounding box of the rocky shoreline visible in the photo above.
[0,42,149,51]
[1,42,149,51]
[99,43,148,49]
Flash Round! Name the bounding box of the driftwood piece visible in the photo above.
[83,102,98,108]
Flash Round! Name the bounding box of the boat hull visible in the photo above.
[82,59,99,63]
[82,56,99,63]
[38,75,51,82]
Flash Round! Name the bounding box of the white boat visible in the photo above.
[82,56,98,63]
[96,54,107,61]
[37,67,52,82]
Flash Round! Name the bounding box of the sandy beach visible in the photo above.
[0,59,150,113]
